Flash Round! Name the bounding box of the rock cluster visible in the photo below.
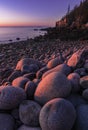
[0,48,88,130]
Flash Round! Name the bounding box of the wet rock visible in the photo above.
[17,125,42,130]
[67,73,80,93]
[11,108,19,120]
[0,86,26,109]
[0,113,15,130]
[80,76,88,89]
[76,105,88,130]
[34,72,71,105]
[25,81,37,99]
[12,76,29,88]
[42,63,71,79]
[19,100,41,126]
[39,98,76,130]
[84,60,88,72]
[33,79,41,86]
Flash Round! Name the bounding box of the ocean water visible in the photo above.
[0,26,47,44]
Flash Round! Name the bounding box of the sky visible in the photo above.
[0,0,82,27]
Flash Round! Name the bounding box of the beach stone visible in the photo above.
[67,94,87,108]
[0,113,15,130]
[17,125,41,130]
[42,63,71,79]
[80,76,88,89]
[8,70,22,82]
[1,68,13,79]
[82,89,88,100]
[19,100,41,126]
[23,73,36,80]
[47,56,64,69]
[21,64,39,74]
[12,76,29,88]
[75,105,88,130]
[36,66,49,79]
[39,98,76,130]
[0,86,26,110]
[74,68,87,77]
[25,81,37,99]
[34,72,71,105]
[67,49,88,68]
[16,58,42,70]
[67,73,80,93]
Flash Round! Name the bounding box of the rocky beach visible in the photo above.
[0,36,88,130]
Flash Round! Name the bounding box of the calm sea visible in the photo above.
[0,26,47,44]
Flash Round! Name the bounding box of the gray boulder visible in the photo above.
[19,100,41,126]
[34,72,71,105]
[16,58,42,70]
[75,105,88,130]
[0,113,15,130]
[17,125,41,130]
[39,98,76,130]
[0,86,26,109]
[80,75,88,89]
[67,73,80,93]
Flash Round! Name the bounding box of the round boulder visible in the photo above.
[76,105,88,130]
[12,76,29,88]
[0,113,15,130]
[0,86,26,109]
[16,58,42,70]
[19,100,41,126]
[42,63,71,79]
[39,98,76,130]
[34,72,71,105]
[17,125,41,130]
[80,76,88,89]
[67,73,80,93]
[82,89,88,100]
[25,81,37,99]
[47,56,64,69]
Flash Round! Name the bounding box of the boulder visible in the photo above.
[0,86,26,109]
[19,100,41,126]
[67,73,80,93]
[80,76,88,89]
[25,81,37,99]
[82,89,88,100]
[23,73,36,80]
[75,105,88,130]
[12,76,29,88]
[74,68,87,77]
[17,125,41,130]
[8,70,22,82]
[16,58,42,70]
[67,94,87,108]
[47,56,64,69]
[42,63,71,79]
[0,113,15,130]
[34,72,71,105]
[39,98,76,130]
[67,49,88,68]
